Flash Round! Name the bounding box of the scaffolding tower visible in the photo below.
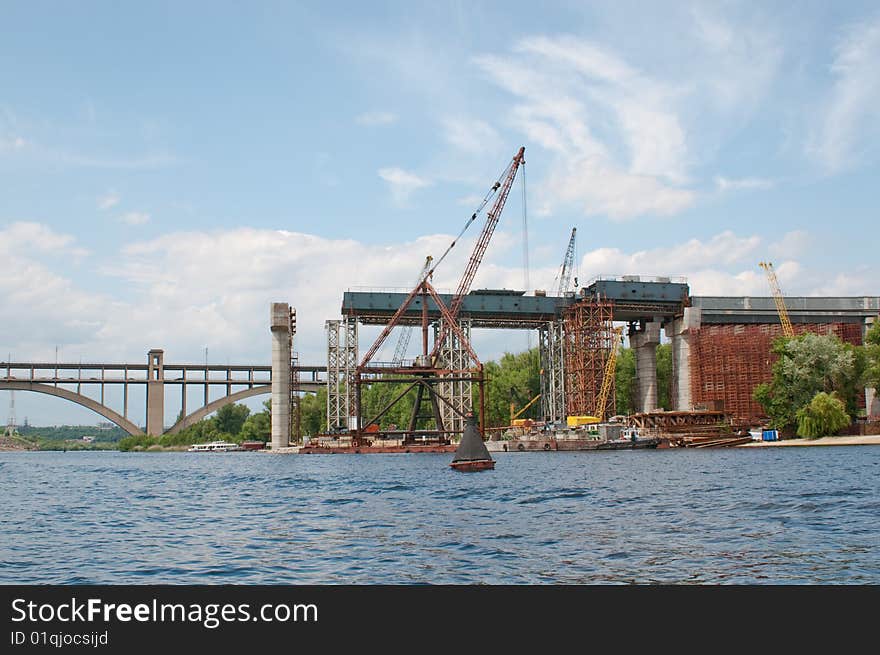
[289,308,301,444]
[325,318,358,432]
[435,318,473,435]
[538,319,566,424]
[563,299,615,418]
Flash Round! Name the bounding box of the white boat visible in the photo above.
[187,440,243,452]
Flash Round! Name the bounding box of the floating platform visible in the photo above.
[488,437,660,452]
[298,443,457,454]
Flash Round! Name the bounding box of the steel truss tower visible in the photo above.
[435,318,473,435]
[539,319,566,424]
[325,318,358,432]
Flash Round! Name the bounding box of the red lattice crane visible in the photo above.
[430,146,525,360]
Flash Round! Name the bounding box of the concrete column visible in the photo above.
[666,307,701,412]
[630,321,661,413]
[146,349,165,436]
[270,303,291,450]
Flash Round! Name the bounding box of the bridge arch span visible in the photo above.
[0,381,145,436]
[166,382,322,435]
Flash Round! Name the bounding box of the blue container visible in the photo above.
[762,429,779,442]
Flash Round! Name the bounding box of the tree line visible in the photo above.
[117,322,880,449]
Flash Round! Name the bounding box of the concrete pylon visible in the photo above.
[666,307,701,412]
[270,303,291,450]
[146,349,164,436]
[630,321,661,413]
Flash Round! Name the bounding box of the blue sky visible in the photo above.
[2,1,879,425]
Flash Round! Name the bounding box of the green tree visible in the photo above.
[215,403,250,436]
[300,389,327,435]
[615,347,636,415]
[754,333,861,432]
[796,392,850,438]
[656,343,672,410]
[865,323,880,392]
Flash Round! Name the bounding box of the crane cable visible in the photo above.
[427,157,517,281]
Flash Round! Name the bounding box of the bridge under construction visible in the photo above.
[306,278,878,440]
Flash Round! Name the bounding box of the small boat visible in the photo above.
[187,440,243,452]
[450,415,495,472]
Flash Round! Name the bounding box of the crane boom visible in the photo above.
[431,146,525,359]
[391,256,433,364]
[759,261,795,338]
[555,227,577,296]
[450,146,525,319]
[595,326,624,421]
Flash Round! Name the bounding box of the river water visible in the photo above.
[0,448,877,584]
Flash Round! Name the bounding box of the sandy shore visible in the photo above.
[738,434,880,447]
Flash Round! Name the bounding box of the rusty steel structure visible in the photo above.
[562,298,615,418]
[350,147,525,445]
[354,280,485,444]
[689,322,865,422]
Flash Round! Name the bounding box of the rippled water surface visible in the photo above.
[1,448,877,584]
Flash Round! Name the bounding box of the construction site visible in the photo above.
[267,147,880,453]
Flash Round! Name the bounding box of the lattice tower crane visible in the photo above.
[759,261,795,338]
[594,326,624,421]
[554,227,578,296]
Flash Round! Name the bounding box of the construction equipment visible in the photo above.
[391,255,434,365]
[553,227,578,296]
[594,326,624,421]
[759,261,795,338]
[430,146,526,361]
[354,147,525,444]
[509,389,541,424]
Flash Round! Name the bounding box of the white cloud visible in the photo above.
[456,194,484,207]
[442,117,501,154]
[810,17,880,172]
[97,191,121,210]
[120,211,150,225]
[769,230,811,259]
[0,135,27,150]
[715,176,775,191]
[0,221,89,257]
[377,167,431,205]
[355,111,398,126]
[475,35,696,220]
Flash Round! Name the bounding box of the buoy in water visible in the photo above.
[450,414,495,472]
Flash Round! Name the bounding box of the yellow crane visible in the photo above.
[509,392,541,425]
[759,261,795,338]
[594,326,625,421]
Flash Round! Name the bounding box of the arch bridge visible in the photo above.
[1,350,325,436]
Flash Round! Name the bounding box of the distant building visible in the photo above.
[81,436,95,443]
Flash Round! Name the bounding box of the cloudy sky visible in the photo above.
[2,1,879,425]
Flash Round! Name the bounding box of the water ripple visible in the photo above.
[0,448,877,583]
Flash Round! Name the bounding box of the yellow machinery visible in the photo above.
[566,415,600,428]
[510,392,541,426]
[594,326,625,421]
[759,261,795,338]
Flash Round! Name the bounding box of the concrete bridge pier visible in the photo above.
[666,307,701,411]
[270,303,292,450]
[630,320,661,412]
[146,349,165,436]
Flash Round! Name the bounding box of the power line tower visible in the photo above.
[4,390,17,438]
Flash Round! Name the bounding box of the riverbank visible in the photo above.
[738,435,880,447]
